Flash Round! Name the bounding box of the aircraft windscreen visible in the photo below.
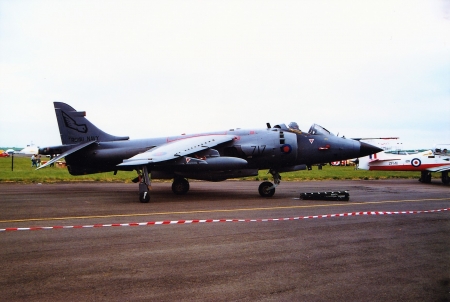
[385,150,419,155]
[308,124,335,136]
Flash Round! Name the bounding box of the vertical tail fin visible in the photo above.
[54,102,129,145]
[358,153,381,170]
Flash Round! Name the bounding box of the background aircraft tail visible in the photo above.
[54,102,129,145]
[357,154,372,170]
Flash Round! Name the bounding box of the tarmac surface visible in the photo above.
[0,179,449,301]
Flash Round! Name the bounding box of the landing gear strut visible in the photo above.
[138,166,151,203]
[258,169,281,197]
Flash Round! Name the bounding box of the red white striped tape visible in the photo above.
[1,208,448,232]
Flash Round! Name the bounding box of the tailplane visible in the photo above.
[54,102,129,145]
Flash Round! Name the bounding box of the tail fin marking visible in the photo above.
[54,102,129,145]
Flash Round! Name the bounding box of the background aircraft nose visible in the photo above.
[359,142,383,157]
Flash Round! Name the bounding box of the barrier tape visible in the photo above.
[1,208,448,232]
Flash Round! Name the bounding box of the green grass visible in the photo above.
[0,156,136,183]
[0,156,427,183]
[244,166,423,181]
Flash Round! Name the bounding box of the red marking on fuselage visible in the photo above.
[166,132,229,143]
[369,163,450,171]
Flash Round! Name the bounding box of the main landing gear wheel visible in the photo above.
[419,171,432,183]
[172,178,190,195]
[442,171,449,185]
[258,181,275,197]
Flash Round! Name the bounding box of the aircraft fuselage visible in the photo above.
[41,127,363,179]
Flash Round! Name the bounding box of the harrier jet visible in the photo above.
[38,102,381,202]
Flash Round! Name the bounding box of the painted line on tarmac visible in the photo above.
[1,208,448,232]
[0,197,448,224]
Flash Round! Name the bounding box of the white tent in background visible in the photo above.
[18,144,39,155]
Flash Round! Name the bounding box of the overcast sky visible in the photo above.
[1,0,449,150]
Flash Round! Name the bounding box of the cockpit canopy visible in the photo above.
[273,123,335,136]
[308,124,335,136]
[288,122,300,131]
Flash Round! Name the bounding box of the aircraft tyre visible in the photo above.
[442,171,449,185]
[419,171,432,183]
[172,178,190,195]
[139,191,150,203]
[258,181,275,197]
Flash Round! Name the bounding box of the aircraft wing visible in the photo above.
[425,164,450,173]
[118,134,236,167]
[369,157,401,163]
[352,137,399,141]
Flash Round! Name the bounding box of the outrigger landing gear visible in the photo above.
[258,169,281,197]
[138,166,151,203]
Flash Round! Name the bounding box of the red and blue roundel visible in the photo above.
[281,144,292,154]
[411,158,421,167]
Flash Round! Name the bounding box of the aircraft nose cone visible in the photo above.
[359,142,383,157]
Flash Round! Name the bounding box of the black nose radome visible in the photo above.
[359,142,383,157]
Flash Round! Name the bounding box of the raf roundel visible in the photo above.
[411,158,421,167]
[281,144,292,154]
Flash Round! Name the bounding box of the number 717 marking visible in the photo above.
[251,145,266,155]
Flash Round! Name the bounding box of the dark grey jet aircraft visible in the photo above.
[38,102,382,202]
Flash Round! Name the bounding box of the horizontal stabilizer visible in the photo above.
[37,141,97,170]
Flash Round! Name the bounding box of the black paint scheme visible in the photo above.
[38,102,381,201]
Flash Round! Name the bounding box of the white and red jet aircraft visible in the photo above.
[359,148,450,184]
